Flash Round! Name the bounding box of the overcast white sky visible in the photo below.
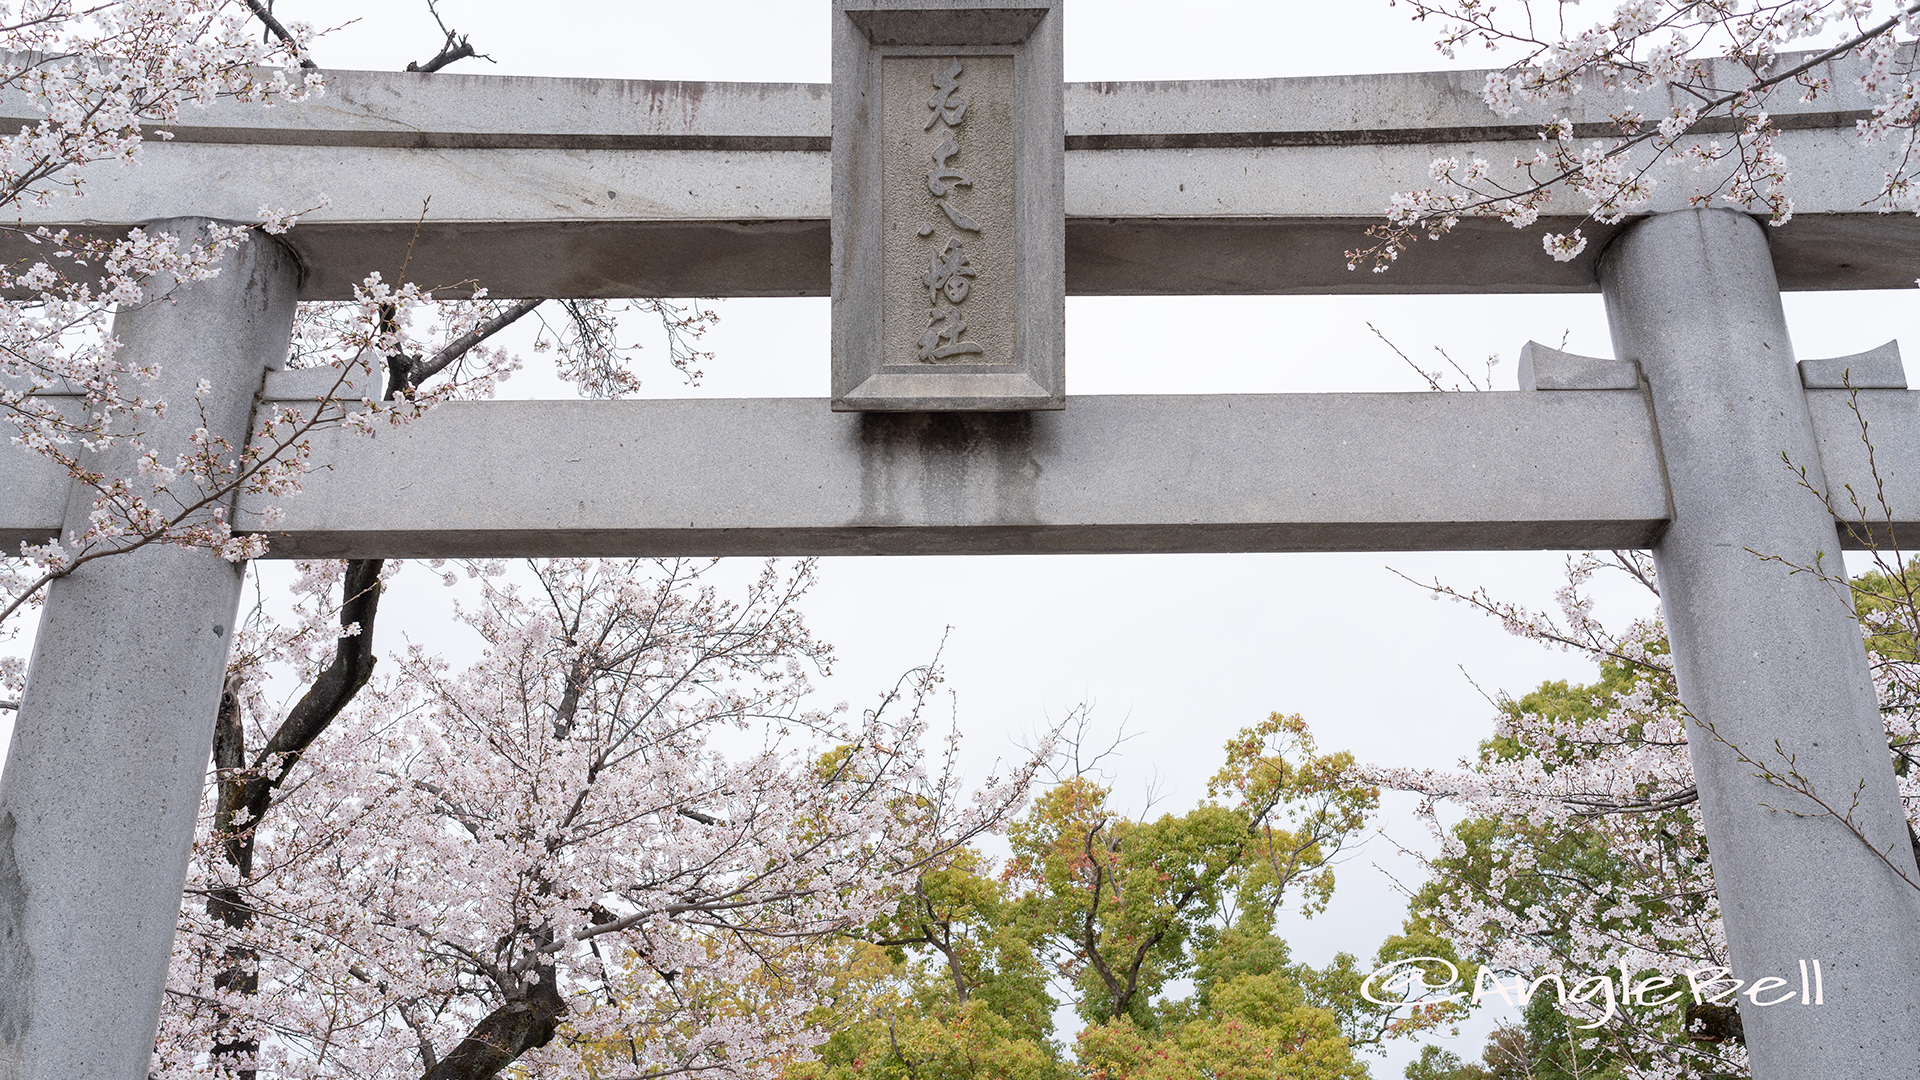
[8,2,1920,1074]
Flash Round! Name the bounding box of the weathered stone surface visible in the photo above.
[1799,339,1906,389]
[1602,209,1920,1080]
[217,391,1676,556]
[11,383,1920,556]
[879,54,1018,370]
[0,53,1906,298]
[832,0,1064,410]
[0,418,70,552]
[1516,341,1642,391]
[0,222,300,1077]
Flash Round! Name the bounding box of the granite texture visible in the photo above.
[0,221,298,1078]
[1602,208,1920,1080]
[832,0,1063,409]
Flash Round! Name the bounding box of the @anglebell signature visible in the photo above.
[1361,956,1826,1029]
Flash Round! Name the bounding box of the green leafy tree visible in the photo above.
[1387,650,1724,1080]
[790,712,1467,1080]
[788,850,1071,1080]
[1005,714,1376,1028]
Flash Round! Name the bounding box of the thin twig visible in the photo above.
[407,0,493,73]
[1369,322,1444,391]
[242,0,318,69]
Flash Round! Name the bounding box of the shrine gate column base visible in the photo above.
[1602,208,1920,1077]
[0,220,299,1078]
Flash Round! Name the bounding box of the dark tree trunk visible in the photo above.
[423,968,566,1080]
[208,682,260,1079]
[185,159,530,1071]
[207,558,384,1077]
[235,557,385,829]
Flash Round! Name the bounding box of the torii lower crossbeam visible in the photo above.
[2,388,1673,556]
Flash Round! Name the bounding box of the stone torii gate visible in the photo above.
[3,2,1920,1075]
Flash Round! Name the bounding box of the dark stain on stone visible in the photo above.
[855,412,1046,531]
[0,811,33,1050]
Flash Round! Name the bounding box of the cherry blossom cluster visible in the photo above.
[0,3,613,640]
[1352,1,1915,271]
[0,257,463,630]
[0,1,320,627]
[155,558,1038,1078]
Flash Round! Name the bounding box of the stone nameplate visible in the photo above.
[832,0,1065,411]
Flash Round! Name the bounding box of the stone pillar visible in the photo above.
[1600,208,1920,1077]
[0,220,298,1078]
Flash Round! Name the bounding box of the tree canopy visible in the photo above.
[788,714,1461,1080]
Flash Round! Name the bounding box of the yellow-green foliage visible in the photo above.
[781,714,1455,1080]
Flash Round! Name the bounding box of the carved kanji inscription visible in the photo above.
[881,53,1017,368]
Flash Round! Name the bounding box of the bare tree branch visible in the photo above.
[407,298,544,389]
[242,0,317,69]
[407,0,494,74]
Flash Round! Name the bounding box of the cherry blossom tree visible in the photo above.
[0,2,475,652]
[155,556,1036,1079]
[1351,1,1920,269]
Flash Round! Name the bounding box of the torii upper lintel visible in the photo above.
[0,46,1909,301]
